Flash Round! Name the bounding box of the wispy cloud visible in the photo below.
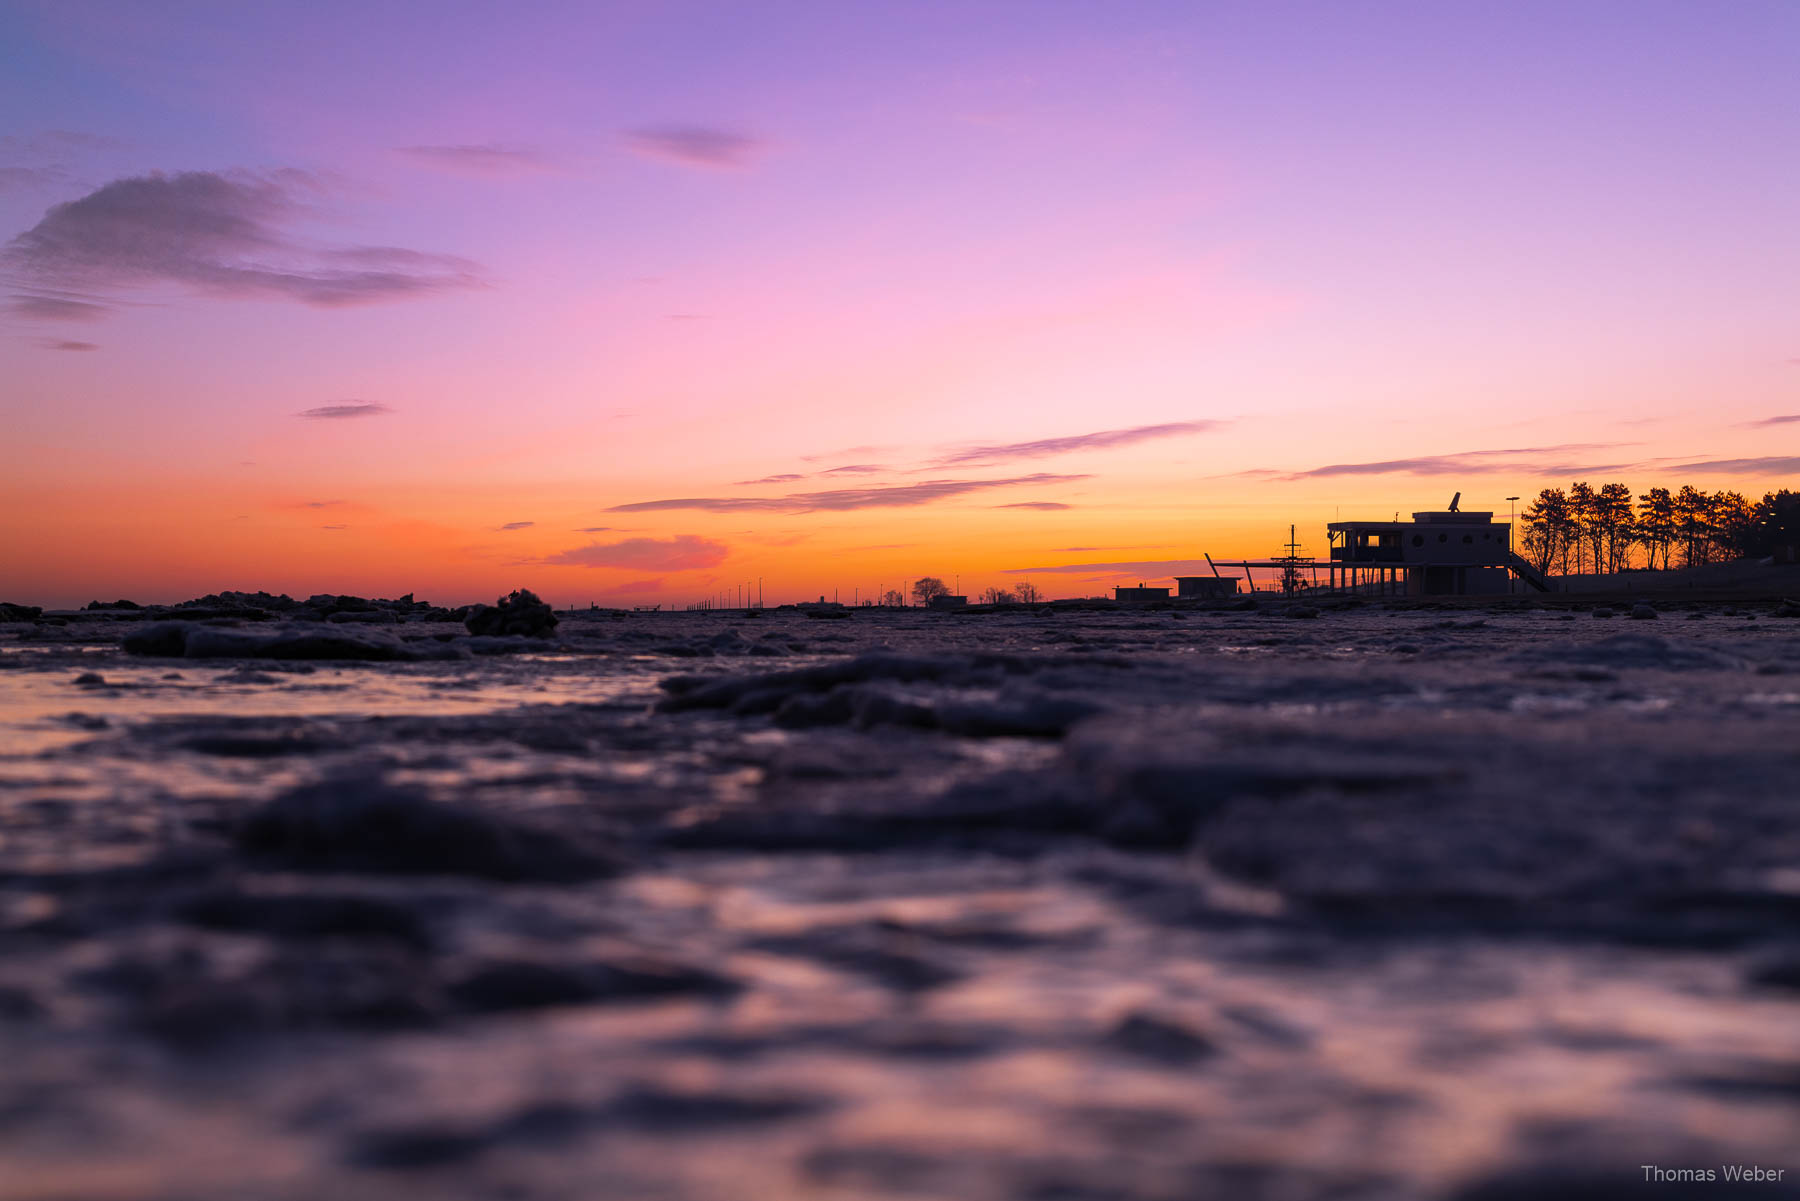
[573,526,618,533]
[1744,414,1799,427]
[0,166,70,193]
[544,534,729,571]
[1664,456,1800,475]
[1002,559,1211,576]
[817,463,888,476]
[298,402,393,420]
[396,144,551,176]
[39,338,97,351]
[497,521,534,531]
[608,473,1089,514]
[936,420,1225,467]
[8,293,108,321]
[4,170,481,310]
[733,473,806,486]
[1279,443,1629,480]
[624,125,762,169]
[997,501,1071,510]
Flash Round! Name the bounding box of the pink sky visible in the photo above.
[2,1,1795,608]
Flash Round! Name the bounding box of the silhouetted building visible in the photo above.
[928,594,968,610]
[1327,502,1545,594]
[1114,585,1170,603]
[1173,576,1239,598]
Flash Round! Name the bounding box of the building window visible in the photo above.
[1438,533,1448,543]
[1463,534,1473,543]
[1411,534,1424,547]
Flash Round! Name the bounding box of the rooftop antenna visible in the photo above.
[1448,491,1461,513]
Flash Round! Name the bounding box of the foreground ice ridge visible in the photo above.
[1,601,1798,1200]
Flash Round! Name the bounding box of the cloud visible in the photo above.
[573,526,618,533]
[0,166,70,193]
[396,144,551,176]
[998,501,1072,510]
[1281,444,1629,480]
[732,473,805,486]
[624,126,761,169]
[8,293,108,321]
[818,464,888,476]
[498,521,534,531]
[936,420,1225,467]
[38,338,97,351]
[301,500,345,509]
[608,473,1090,514]
[4,170,481,309]
[1745,414,1799,427]
[1002,559,1212,576]
[544,534,729,571]
[1663,456,1800,475]
[320,524,347,530]
[297,402,393,420]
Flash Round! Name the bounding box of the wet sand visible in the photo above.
[2,600,1797,1200]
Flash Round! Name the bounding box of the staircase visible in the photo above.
[1504,552,1553,592]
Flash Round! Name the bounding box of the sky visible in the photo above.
[2,0,1796,609]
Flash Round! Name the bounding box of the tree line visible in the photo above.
[905,577,1043,605]
[1521,484,1796,575]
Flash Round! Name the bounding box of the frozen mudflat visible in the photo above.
[1,600,1798,1200]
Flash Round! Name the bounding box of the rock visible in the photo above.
[1283,605,1321,619]
[1629,603,1658,620]
[174,889,434,950]
[1591,607,1614,619]
[121,621,468,661]
[235,778,619,882]
[1107,1011,1217,1065]
[446,954,736,1013]
[1777,598,1800,619]
[84,599,142,610]
[73,672,108,686]
[463,588,559,637]
[0,602,43,621]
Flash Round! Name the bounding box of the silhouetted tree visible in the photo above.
[979,586,1016,605]
[1711,490,1754,563]
[1522,488,1573,574]
[880,589,905,607]
[1725,490,1800,560]
[1596,482,1636,573]
[1637,486,1677,570]
[1567,481,1601,574]
[1675,486,1714,568]
[910,577,949,606]
[1013,580,1043,604]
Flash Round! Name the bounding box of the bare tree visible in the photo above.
[880,589,904,607]
[1012,580,1043,604]
[910,577,950,606]
[979,586,1016,605]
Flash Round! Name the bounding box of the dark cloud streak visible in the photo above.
[936,420,1224,467]
[624,126,761,169]
[544,535,728,571]
[608,473,1089,514]
[4,170,481,310]
[298,402,393,420]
